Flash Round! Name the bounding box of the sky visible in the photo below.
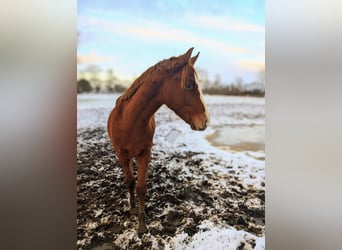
[77,0,264,84]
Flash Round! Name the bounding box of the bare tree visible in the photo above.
[196,67,211,89]
[106,69,119,92]
[213,74,222,88]
[86,64,102,92]
[234,77,244,91]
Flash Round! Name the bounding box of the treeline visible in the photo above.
[77,65,265,97]
[77,78,127,94]
[202,82,265,97]
[77,65,128,94]
[197,69,265,97]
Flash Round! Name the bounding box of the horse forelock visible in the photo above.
[119,55,185,101]
[180,63,198,90]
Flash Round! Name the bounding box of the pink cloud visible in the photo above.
[77,51,115,63]
[236,60,265,71]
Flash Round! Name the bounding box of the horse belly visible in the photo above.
[108,107,155,156]
[110,124,154,156]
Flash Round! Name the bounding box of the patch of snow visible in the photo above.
[167,220,265,250]
[94,209,103,218]
[165,129,182,143]
[245,198,262,210]
[86,221,98,231]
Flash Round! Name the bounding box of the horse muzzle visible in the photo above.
[191,113,209,131]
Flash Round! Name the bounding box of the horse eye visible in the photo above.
[185,82,194,90]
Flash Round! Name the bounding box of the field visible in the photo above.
[77,94,265,249]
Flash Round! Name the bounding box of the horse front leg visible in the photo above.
[135,148,151,235]
[118,155,137,216]
[127,160,138,215]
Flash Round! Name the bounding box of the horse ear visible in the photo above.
[190,52,200,65]
[180,47,194,64]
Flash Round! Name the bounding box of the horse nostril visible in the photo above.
[204,119,208,128]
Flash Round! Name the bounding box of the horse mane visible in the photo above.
[119,56,182,102]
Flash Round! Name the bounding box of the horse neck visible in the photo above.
[125,80,163,124]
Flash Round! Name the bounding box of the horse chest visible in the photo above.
[112,122,154,149]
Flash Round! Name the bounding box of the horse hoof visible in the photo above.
[129,207,138,216]
[138,224,148,237]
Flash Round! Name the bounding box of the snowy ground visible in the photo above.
[77,94,265,249]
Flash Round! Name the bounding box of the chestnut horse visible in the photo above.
[107,47,209,235]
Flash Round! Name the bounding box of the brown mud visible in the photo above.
[77,127,265,249]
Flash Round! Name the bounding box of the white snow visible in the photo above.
[77,93,265,249]
[167,220,265,250]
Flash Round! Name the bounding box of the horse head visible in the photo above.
[164,47,210,131]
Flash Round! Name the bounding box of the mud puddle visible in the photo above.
[206,125,265,157]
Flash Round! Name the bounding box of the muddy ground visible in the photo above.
[77,127,265,250]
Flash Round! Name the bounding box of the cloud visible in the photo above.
[77,51,115,63]
[185,14,264,33]
[78,15,248,54]
[236,60,265,71]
